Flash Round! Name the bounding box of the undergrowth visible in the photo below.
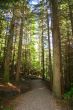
[64,87,73,100]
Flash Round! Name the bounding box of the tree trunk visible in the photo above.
[68,0,73,36]
[51,0,62,97]
[16,5,24,82]
[46,10,53,89]
[4,9,14,82]
[41,19,45,79]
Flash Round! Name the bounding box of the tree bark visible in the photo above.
[41,19,45,79]
[16,4,24,82]
[68,0,73,36]
[46,10,53,89]
[4,8,14,82]
[51,0,62,97]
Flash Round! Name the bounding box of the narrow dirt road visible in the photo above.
[12,79,67,110]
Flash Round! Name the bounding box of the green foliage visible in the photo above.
[0,104,13,110]
[3,107,13,110]
[64,87,73,100]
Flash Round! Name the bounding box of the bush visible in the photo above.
[64,87,73,100]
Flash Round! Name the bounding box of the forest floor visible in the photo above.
[10,79,68,110]
[0,78,32,110]
[0,78,71,110]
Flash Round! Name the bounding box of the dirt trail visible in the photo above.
[12,79,67,110]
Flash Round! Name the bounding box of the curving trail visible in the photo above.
[12,79,67,110]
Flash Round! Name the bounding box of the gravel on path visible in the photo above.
[12,79,67,110]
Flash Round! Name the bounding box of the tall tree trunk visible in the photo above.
[3,21,9,64]
[65,27,71,90]
[47,10,53,89]
[16,4,24,82]
[4,9,14,82]
[41,19,45,79]
[51,0,62,97]
[68,0,73,36]
[11,33,17,79]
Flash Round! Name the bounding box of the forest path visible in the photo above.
[12,79,66,110]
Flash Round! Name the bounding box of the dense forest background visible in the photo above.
[0,0,73,106]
